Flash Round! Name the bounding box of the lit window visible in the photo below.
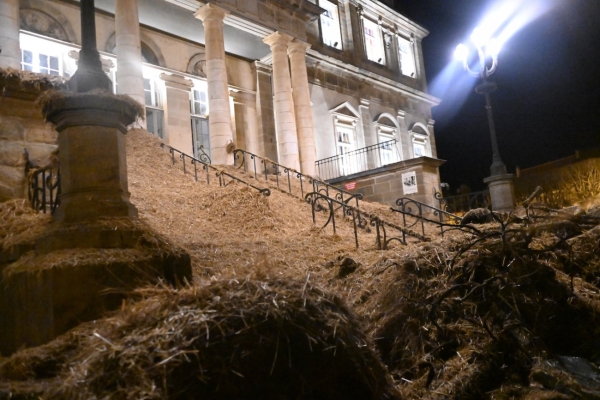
[21,49,61,76]
[412,133,428,158]
[363,18,385,65]
[191,88,209,117]
[318,0,342,50]
[398,36,416,77]
[143,76,164,139]
[337,125,356,176]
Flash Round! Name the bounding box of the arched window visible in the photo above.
[409,123,432,158]
[374,113,400,165]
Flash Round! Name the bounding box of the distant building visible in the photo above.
[0,0,443,207]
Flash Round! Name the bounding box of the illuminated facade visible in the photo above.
[0,0,442,206]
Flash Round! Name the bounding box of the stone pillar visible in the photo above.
[231,90,259,155]
[115,0,145,110]
[0,0,21,69]
[160,73,194,155]
[43,94,138,222]
[397,110,410,160]
[288,40,316,176]
[195,4,234,165]
[427,118,438,158]
[359,98,376,169]
[253,61,277,161]
[484,174,515,212]
[263,32,300,171]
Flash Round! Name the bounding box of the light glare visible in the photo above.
[486,38,501,57]
[454,44,469,62]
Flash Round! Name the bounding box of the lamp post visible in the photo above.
[455,28,515,211]
[455,28,506,176]
[68,0,112,92]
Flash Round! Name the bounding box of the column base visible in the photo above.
[484,173,515,212]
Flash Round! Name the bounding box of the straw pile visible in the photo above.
[0,278,400,399]
[2,129,600,399]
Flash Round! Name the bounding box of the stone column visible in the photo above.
[231,90,259,155]
[427,118,438,158]
[115,0,145,109]
[253,61,277,161]
[0,0,20,69]
[263,32,300,171]
[160,73,194,155]
[288,40,316,176]
[397,110,410,160]
[195,4,234,165]
[359,98,376,169]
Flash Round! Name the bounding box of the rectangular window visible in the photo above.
[146,108,164,139]
[319,0,342,50]
[378,136,397,165]
[363,18,385,65]
[336,125,357,176]
[191,116,210,162]
[398,36,416,77]
[143,78,161,108]
[21,49,61,76]
[191,88,209,117]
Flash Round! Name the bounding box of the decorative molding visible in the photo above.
[187,52,207,78]
[20,9,69,42]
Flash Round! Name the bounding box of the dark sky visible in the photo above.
[393,0,600,191]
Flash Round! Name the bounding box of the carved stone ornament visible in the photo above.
[187,52,207,78]
[20,9,68,42]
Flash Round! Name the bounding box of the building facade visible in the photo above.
[0,0,442,206]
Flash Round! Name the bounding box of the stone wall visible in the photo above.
[0,70,64,202]
[330,156,445,209]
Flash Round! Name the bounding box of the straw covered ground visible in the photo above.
[2,129,600,399]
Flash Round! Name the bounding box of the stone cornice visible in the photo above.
[306,49,441,107]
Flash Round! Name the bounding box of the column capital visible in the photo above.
[194,3,228,23]
[229,90,256,106]
[287,40,311,57]
[397,110,406,119]
[359,98,370,107]
[263,31,293,49]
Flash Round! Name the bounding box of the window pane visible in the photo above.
[319,0,342,50]
[39,54,48,68]
[145,91,153,106]
[143,78,151,91]
[23,50,33,64]
[363,18,385,64]
[50,56,59,71]
[398,36,416,77]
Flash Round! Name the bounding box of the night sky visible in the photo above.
[393,0,600,191]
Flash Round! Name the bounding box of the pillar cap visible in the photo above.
[263,31,293,48]
[160,73,194,90]
[287,40,311,56]
[194,3,228,22]
[41,91,142,133]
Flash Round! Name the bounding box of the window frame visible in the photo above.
[317,0,343,50]
[361,15,386,65]
[397,34,417,78]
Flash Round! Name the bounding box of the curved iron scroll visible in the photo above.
[25,149,61,214]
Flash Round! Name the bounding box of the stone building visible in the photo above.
[0,0,442,207]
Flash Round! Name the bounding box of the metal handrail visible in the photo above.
[232,148,361,208]
[161,144,271,196]
[315,139,400,181]
[306,191,428,249]
[393,197,463,238]
[434,188,490,214]
[25,149,60,214]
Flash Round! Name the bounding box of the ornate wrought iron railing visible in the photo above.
[305,191,428,249]
[161,144,271,196]
[435,188,490,214]
[233,148,361,206]
[393,197,463,238]
[314,139,400,181]
[24,149,61,214]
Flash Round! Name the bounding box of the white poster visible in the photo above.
[402,171,418,195]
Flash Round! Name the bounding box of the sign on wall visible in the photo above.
[402,171,418,195]
[344,182,357,191]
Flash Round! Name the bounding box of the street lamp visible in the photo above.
[455,28,507,177]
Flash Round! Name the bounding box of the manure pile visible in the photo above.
[2,129,600,399]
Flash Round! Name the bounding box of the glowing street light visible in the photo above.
[455,27,507,177]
